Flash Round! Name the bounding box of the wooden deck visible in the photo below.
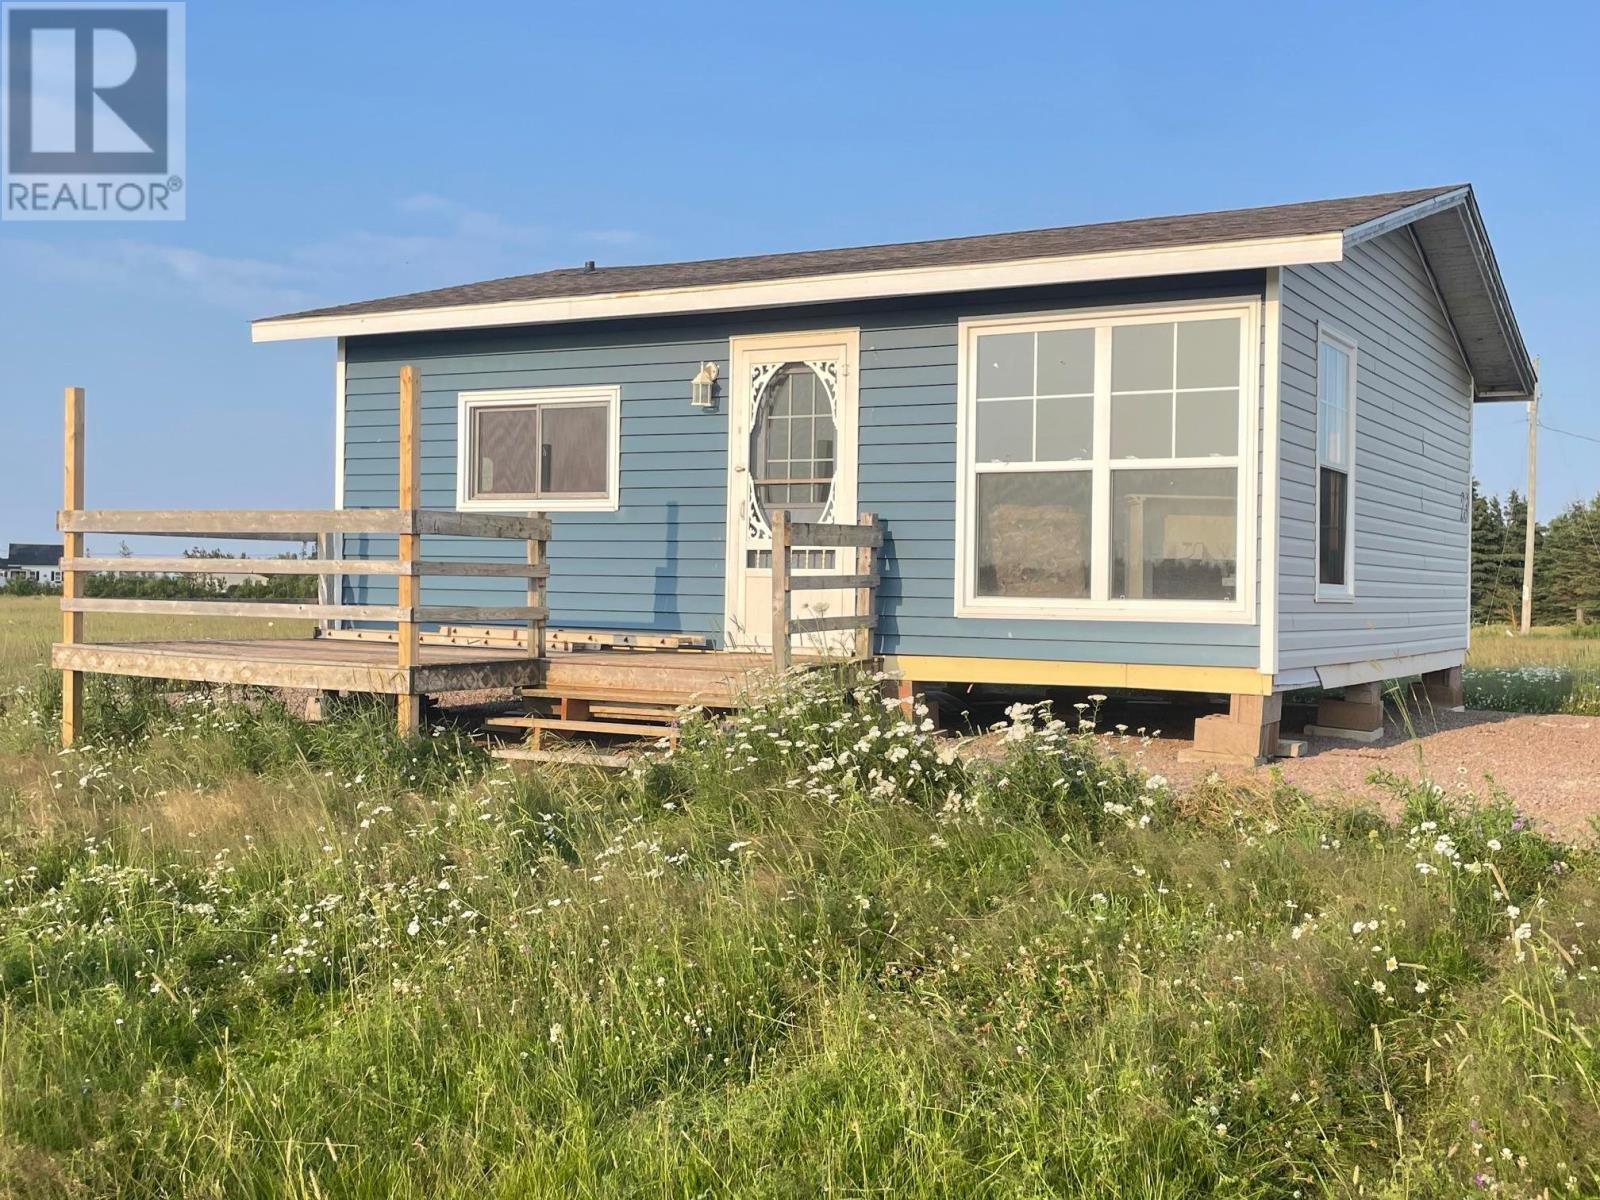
[51,638,775,707]
[46,370,876,745]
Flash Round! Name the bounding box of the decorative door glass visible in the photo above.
[745,361,838,569]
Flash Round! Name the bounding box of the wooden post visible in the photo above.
[61,387,85,747]
[526,516,545,672]
[894,678,915,719]
[770,510,790,673]
[854,512,876,661]
[316,532,339,630]
[395,366,422,736]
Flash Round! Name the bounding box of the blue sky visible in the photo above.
[2,0,1596,547]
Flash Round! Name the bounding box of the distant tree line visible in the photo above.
[1472,480,1600,626]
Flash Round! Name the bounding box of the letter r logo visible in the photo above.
[5,5,168,173]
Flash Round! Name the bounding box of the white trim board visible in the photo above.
[1341,187,1469,248]
[1311,648,1466,691]
[252,232,1344,343]
[1258,269,1282,675]
[333,337,347,510]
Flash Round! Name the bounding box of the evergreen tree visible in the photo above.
[1541,496,1600,624]
[1470,483,1600,628]
[1472,484,1529,624]
[1470,479,1512,623]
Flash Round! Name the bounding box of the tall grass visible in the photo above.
[1466,625,1600,715]
[0,666,1596,1197]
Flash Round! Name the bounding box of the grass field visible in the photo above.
[0,596,1597,1197]
[1465,624,1600,715]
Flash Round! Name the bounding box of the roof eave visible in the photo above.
[1355,186,1535,402]
[1458,190,1537,401]
[249,231,1346,343]
[1341,185,1472,248]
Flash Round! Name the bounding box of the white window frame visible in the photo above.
[1313,324,1357,602]
[954,296,1260,623]
[455,385,621,513]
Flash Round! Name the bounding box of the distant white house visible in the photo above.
[1,543,63,586]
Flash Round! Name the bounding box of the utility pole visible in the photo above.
[1520,357,1540,634]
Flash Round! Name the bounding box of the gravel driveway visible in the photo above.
[1123,705,1600,843]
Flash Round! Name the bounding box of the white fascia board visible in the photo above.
[250,231,1346,343]
[1341,187,1469,248]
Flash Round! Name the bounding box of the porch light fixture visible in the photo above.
[690,361,718,408]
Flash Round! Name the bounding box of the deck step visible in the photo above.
[492,745,632,769]
[540,659,764,701]
[588,704,683,721]
[489,716,679,739]
[509,698,685,723]
[520,684,714,706]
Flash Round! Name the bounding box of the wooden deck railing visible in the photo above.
[55,367,549,741]
[769,512,882,672]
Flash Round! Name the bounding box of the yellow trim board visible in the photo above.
[881,655,1274,696]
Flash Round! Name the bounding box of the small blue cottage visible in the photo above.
[251,185,1533,757]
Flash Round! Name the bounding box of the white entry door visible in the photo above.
[725,329,860,652]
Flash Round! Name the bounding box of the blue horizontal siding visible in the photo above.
[342,273,1264,667]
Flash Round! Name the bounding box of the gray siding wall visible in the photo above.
[342,274,1266,669]
[1275,230,1474,681]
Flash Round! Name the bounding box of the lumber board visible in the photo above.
[396,365,423,736]
[416,510,551,540]
[489,716,678,737]
[52,641,412,694]
[320,625,712,651]
[855,512,877,660]
[419,560,551,578]
[56,508,551,542]
[492,745,631,769]
[60,598,549,623]
[49,638,548,696]
[771,511,791,673]
[519,683,729,706]
[62,598,401,621]
[62,557,549,579]
[61,386,85,748]
[787,572,879,592]
[788,615,877,635]
[64,556,402,577]
[785,521,883,548]
[588,704,683,720]
[57,509,409,539]
[410,657,548,693]
[413,605,549,623]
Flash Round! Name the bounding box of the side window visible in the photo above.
[457,387,619,512]
[1316,328,1356,597]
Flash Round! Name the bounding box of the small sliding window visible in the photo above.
[456,386,620,512]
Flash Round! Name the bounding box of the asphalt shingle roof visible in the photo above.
[261,186,1461,324]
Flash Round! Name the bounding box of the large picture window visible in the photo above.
[456,386,620,512]
[1315,327,1357,598]
[957,300,1256,620]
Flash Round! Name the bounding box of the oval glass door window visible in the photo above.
[751,362,836,524]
